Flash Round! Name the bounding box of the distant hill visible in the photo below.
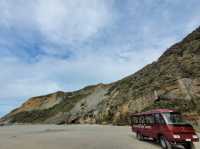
[1,26,200,129]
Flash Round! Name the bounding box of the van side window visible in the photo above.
[139,116,142,124]
[145,115,155,125]
[132,116,139,124]
[155,114,165,125]
[139,116,145,124]
[160,115,166,125]
[155,114,160,124]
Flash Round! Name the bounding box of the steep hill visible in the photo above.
[1,26,200,128]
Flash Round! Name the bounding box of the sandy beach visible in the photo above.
[0,125,199,149]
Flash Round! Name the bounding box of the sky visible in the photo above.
[0,0,200,117]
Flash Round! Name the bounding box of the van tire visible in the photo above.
[136,132,144,141]
[184,142,195,149]
[159,136,172,149]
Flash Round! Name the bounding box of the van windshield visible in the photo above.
[162,112,188,125]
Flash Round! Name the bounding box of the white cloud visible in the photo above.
[0,0,114,46]
[36,0,113,45]
[0,43,169,103]
[0,0,36,29]
[0,56,61,100]
[0,46,162,104]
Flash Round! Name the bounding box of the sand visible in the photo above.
[0,125,199,149]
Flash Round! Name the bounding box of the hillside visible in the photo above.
[1,26,200,128]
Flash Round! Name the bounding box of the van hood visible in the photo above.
[169,124,195,134]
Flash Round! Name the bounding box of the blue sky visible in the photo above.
[0,0,200,117]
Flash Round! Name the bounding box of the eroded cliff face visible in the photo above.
[13,92,65,114]
[1,27,200,128]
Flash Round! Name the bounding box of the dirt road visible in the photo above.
[0,125,199,149]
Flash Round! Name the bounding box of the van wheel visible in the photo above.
[160,136,172,149]
[136,132,144,141]
[183,142,195,149]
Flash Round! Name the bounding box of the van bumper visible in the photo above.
[168,133,199,143]
[170,138,199,144]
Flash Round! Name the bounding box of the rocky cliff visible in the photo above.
[1,26,200,128]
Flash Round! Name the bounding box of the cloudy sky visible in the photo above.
[0,0,200,116]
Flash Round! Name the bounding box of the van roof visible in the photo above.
[131,109,176,116]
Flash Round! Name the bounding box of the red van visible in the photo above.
[130,109,199,149]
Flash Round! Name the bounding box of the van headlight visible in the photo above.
[173,134,181,139]
[192,135,198,139]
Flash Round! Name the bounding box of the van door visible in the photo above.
[138,116,145,136]
[153,113,166,139]
[143,114,155,138]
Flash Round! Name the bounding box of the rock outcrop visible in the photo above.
[1,26,200,128]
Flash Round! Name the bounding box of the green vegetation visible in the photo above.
[11,110,50,123]
[143,98,198,114]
